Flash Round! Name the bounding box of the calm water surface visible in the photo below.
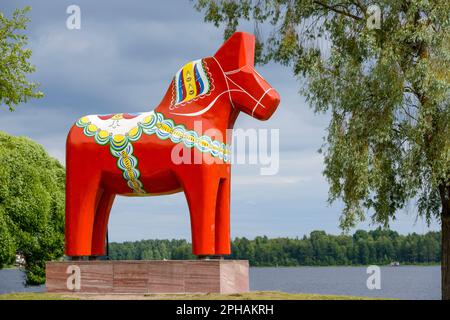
[250,266,440,300]
[0,269,45,294]
[0,266,440,299]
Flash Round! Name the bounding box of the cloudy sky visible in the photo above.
[0,0,439,242]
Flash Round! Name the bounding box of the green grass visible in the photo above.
[1,265,18,270]
[144,291,381,300]
[0,291,384,300]
[0,292,79,300]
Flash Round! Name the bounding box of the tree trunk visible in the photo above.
[443,212,450,299]
[441,185,450,300]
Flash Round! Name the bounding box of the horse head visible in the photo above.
[213,32,280,121]
[164,32,280,125]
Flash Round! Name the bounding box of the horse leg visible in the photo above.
[65,156,102,257]
[91,191,116,256]
[181,172,220,256]
[214,178,231,255]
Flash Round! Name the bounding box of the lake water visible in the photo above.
[0,266,441,300]
[0,269,45,295]
[250,266,441,300]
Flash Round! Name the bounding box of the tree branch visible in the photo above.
[313,1,363,21]
[401,105,418,122]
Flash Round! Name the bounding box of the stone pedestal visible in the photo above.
[46,260,249,294]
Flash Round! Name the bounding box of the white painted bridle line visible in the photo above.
[252,88,273,117]
[212,56,235,110]
[170,57,271,117]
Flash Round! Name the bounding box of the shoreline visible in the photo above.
[249,263,441,268]
[1,263,441,272]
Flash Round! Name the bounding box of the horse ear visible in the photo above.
[214,32,255,71]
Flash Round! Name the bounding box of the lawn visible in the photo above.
[0,291,380,300]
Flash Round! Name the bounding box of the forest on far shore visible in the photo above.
[109,228,441,266]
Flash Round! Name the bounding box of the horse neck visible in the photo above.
[155,99,239,133]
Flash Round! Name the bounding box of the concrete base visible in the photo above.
[46,260,249,294]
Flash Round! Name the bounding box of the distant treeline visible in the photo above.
[109,228,441,266]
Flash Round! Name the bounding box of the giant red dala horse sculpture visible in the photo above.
[65,32,280,257]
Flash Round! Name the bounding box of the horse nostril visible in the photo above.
[255,88,280,121]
